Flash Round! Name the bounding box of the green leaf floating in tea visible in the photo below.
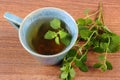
[55,36,60,45]
[44,18,71,46]
[50,18,61,29]
[44,30,56,39]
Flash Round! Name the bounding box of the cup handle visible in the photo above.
[3,12,23,30]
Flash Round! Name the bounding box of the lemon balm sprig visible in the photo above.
[44,18,71,46]
[60,2,120,80]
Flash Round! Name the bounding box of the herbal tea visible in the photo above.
[27,19,71,55]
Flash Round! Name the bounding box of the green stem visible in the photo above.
[80,31,97,50]
[98,1,105,25]
[98,1,111,33]
[100,1,105,25]
[103,37,111,64]
[98,1,102,21]
[79,49,88,61]
[67,31,96,65]
[84,10,100,19]
[70,52,78,64]
[89,22,96,30]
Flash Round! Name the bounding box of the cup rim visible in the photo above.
[19,7,78,58]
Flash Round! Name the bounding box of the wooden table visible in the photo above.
[0,0,120,80]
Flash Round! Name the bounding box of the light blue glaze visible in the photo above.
[4,12,22,30]
[4,7,78,65]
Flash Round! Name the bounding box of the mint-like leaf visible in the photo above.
[93,63,102,68]
[77,18,86,26]
[93,39,99,47]
[108,34,120,53]
[108,43,120,53]
[100,42,108,50]
[106,61,113,70]
[44,30,56,39]
[79,30,92,40]
[93,46,105,53]
[60,66,66,71]
[70,68,75,78]
[59,30,68,39]
[61,34,71,46]
[66,49,77,58]
[81,54,87,62]
[111,34,120,44]
[96,19,103,26]
[100,33,109,41]
[75,60,88,72]
[55,37,60,45]
[85,18,92,25]
[50,18,61,29]
[78,26,88,34]
[60,71,68,79]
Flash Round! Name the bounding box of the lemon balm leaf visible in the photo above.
[66,49,77,58]
[50,18,61,29]
[81,54,87,62]
[44,30,56,39]
[60,71,68,79]
[111,34,120,44]
[106,61,113,70]
[76,18,86,26]
[93,63,102,68]
[55,37,60,45]
[75,60,88,72]
[93,47,104,53]
[95,19,103,26]
[59,30,68,39]
[79,62,88,72]
[61,34,71,46]
[107,34,120,53]
[79,30,92,40]
[70,68,75,78]
[85,18,92,25]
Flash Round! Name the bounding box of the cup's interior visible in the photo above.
[26,17,70,55]
[26,17,52,52]
[19,7,78,56]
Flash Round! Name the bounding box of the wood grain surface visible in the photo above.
[0,0,120,80]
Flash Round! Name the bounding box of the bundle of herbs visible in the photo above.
[44,2,120,80]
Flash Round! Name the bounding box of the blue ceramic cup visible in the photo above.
[4,7,78,65]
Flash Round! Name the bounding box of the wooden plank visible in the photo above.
[0,0,120,80]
